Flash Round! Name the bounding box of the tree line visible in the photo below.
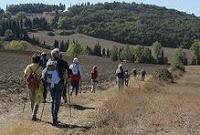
[59,2,200,49]
[6,3,65,14]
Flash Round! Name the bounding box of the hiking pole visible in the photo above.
[69,92,72,117]
[23,87,29,113]
[68,85,72,117]
[40,102,46,121]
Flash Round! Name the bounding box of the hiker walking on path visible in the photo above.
[59,54,69,103]
[124,70,130,86]
[132,68,137,79]
[40,52,48,102]
[115,64,125,91]
[24,55,43,121]
[42,48,71,126]
[69,58,82,96]
[90,65,98,93]
[141,69,146,81]
[40,52,48,69]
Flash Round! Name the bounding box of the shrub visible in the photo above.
[66,41,83,57]
[6,40,29,51]
[47,31,55,36]
[58,30,75,36]
[152,68,173,82]
[111,46,118,61]
[4,29,14,41]
[93,43,102,56]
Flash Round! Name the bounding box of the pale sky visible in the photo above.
[0,0,199,16]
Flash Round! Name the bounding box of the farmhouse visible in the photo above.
[26,11,56,24]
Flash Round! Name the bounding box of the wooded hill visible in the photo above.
[60,2,200,49]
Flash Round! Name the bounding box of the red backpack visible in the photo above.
[27,66,40,91]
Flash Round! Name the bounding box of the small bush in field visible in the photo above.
[6,40,29,51]
[153,68,173,82]
[171,48,186,72]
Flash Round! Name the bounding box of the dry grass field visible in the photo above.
[0,47,199,135]
[0,65,200,135]
[0,51,163,115]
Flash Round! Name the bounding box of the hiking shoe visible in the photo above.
[32,117,37,121]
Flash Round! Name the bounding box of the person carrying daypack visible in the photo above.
[40,52,48,102]
[24,54,43,121]
[124,70,130,86]
[115,64,125,91]
[141,69,146,81]
[42,48,71,126]
[69,58,82,96]
[132,68,137,79]
[40,52,48,69]
[59,54,69,103]
[90,65,98,93]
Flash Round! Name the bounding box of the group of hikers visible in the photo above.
[115,64,146,90]
[23,48,146,126]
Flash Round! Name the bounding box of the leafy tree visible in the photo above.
[16,11,26,20]
[58,16,71,29]
[152,41,162,63]
[93,43,102,56]
[2,11,12,19]
[190,40,200,65]
[111,46,119,61]
[67,41,83,57]
[24,18,32,29]
[143,48,154,64]
[54,40,59,48]
[82,45,93,55]
[171,48,186,71]
[119,46,133,61]
[133,45,144,63]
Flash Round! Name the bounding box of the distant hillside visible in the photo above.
[6,3,65,14]
[60,2,200,48]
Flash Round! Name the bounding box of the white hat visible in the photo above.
[41,52,47,56]
[118,64,122,68]
[51,48,60,58]
[73,57,79,63]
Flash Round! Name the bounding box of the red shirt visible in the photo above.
[91,70,98,80]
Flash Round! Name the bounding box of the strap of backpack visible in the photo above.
[30,66,39,75]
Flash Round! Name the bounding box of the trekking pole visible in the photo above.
[22,87,29,113]
[40,102,46,121]
[68,90,72,117]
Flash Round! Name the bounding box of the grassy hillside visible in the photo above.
[29,31,193,62]
[60,2,200,48]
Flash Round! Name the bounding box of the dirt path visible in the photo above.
[0,66,200,135]
[0,82,117,135]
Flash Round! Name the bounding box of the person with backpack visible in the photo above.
[24,54,43,121]
[69,58,82,96]
[59,54,69,103]
[132,68,137,79]
[141,69,146,81]
[90,65,98,93]
[115,64,125,91]
[40,52,48,69]
[40,52,48,102]
[42,48,71,126]
[124,70,130,86]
